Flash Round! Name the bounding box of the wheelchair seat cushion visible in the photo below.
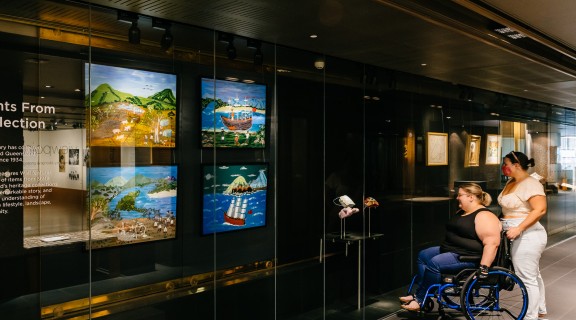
[458,255,481,263]
[441,268,477,284]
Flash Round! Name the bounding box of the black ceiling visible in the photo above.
[2,0,576,125]
[75,0,576,109]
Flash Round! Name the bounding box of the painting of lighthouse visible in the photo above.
[202,164,267,234]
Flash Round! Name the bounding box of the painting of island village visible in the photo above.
[202,164,267,234]
[89,165,177,248]
[200,78,266,148]
[85,63,177,148]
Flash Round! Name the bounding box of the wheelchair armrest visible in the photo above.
[458,255,481,262]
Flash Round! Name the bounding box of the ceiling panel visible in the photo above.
[84,0,576,108]
[481,0,576,50]
[2,0,576,112]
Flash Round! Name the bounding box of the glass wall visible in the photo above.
[0,1,575,319]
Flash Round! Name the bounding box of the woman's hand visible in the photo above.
[506,226,523,240]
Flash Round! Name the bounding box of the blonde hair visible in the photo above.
[458,183,492,206]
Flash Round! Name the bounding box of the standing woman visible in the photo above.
[499,151,547,320]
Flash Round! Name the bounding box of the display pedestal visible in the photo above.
[325,231,383,310]
[93,246,156,279]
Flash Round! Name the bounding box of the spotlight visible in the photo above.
[153,18,173,50]
[217,32,236,59]
[459,88,473,102]
[117,10,138,23]
[117,10,140,44]
[253,48,264,65]
[246,38,260,49]
[218,32,234,44]
[247,39,263,65]
[226,42,237,60]
[314,57,325,70]
[128,22,140,44]
[160,29,173,50]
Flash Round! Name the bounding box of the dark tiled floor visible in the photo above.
[4,214,576,319]
[380,228,576,320]
[290,227,576,320]
[538,229,576,320]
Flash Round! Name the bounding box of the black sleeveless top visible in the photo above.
[440,208,489,256]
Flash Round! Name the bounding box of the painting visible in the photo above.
[465,135,482,167]
[69,149,79,165]
[200,78,266,148]
[83,148,89,166]
[85,63,177,148]
[59,149,66,172]
[426,132,448,166]
[88,165,177,248]
[485,134,502,165]
[202,164,267,234]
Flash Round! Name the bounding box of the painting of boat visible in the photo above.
[220,113,253,131]
[201,78,266,148]
[202,164,267,234]
[223,197,251,226]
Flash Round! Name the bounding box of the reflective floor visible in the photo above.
[288,226,576,320]
[5,193,576,319]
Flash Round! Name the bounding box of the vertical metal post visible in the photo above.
[357,240,361,309]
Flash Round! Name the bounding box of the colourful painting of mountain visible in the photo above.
[85,63,177,148]
[202,164,267,234]
[201,78,266,148]
[89,165,178,248]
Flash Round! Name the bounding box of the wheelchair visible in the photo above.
[404,233,529,320]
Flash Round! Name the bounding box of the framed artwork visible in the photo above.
[485,134,502,165]
[202,163,267,234]
[426,132,448,166]
[88,165,177,248]
[83,148,90,166]
[200,78,266,148]
[59,149,66,172]
[85,63,177,148]
[465,135,482,167]
[69,149,79,165]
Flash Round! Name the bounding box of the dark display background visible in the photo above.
[0,50,24,258]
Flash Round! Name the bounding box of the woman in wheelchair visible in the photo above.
[400,182,502,312]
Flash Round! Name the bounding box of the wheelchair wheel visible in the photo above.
[440,269,475,308]
[460,267,528,320]
[422,298,435,312]
[440,285,461,308]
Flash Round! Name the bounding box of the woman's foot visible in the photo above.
[538,313,548,320]
[398,295,414,303]
[401,300,420,312]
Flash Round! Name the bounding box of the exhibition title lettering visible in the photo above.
[0,101,56,129]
